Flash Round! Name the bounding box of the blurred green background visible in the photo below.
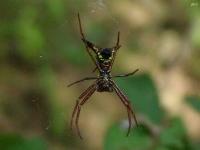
[0,0,200,149]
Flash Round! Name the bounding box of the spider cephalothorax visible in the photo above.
[68,13,139,139]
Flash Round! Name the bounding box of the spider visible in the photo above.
[68,13,139,139]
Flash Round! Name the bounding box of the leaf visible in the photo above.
[17,7,44,63]
[104,123,153,150]
[37,66,67,136]
[191,18,200,48]
[185,95,200,113]
[115,73,164,124]
[191,143,200,150]
[155,146,171,150]
[46,0,65,19]
[0,134,48,150]
[64,41,89,67]
[159,118,191,150]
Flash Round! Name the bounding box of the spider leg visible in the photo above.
[113,86,133,136]
[92,66,98,73]
[110,32,121,69]
[75,86,96,139]
[112,80,138,126]
[68,77,98,87]
[70,83,96,130]
[116,31,120,47]
[110,80,138,136]
[126,105,132,136]
[113,69,139,78]
[77,13,85,40]
[77,13,101,71]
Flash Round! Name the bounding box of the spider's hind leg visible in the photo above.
[70,82,97,139]
[75,86,96,139]
[110,80,138,136]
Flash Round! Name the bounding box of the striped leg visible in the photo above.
[111,80,138,136]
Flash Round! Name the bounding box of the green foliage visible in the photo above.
[192,143,200,150]
[37,66,66,136]
[185,95,200,113]
[115,73,164,124]
[46,0,65,20]
[64,41,89,66]
[1,0,200,149]
[0,134,47,150]
[104,124,153,150]
[158,118,190,150]
[186,50,200,79]
[191,18,200,48]
[104,118,193,150]
[17,7,45,62]
[105,74,197,150]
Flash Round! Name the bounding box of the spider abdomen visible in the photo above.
[97,79,113,92]
[97,85,113,92]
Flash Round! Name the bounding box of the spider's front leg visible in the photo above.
[110,80,138,136]
[70,82,97,139]
[81,39,100,53]
[68,77,98,87]
[113,69,139,78]
[78,13,101,71]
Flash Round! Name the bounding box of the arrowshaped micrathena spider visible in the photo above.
[68,13,139,139]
